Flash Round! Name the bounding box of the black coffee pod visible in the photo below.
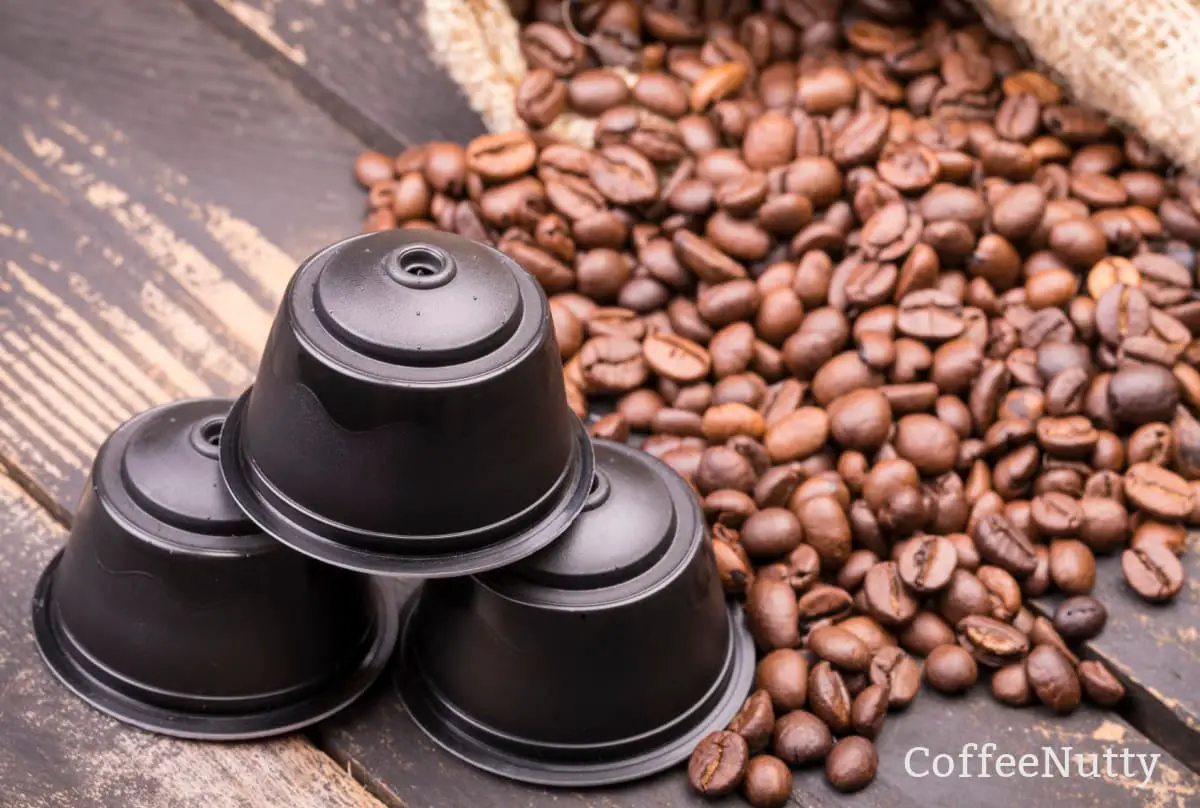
[396,439,755,786]
[31,398,398,740]
[220,230,593,577]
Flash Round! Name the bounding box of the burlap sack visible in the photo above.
[421,0,1200,171]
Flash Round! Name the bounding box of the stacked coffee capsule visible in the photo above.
[31,230,754,783]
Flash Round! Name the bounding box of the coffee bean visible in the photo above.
[850,683,889,739]
[973,514,1038,578]
[714,538,754,595]
[808,661,853,735]
[897,289,966,340]
[939,568,993,625]
[1049,538,1097,594]
[798,495,853,570]
[826,736,878,793]
[727,690,775,753]
[992,663,1034,706]
[746,578,801,650]
[899,611,957,657]
[798,584,856,624]
[641,333,711,382]
[772,710,833,765]
[808,625,871,672]
[1122,542,1185,602]
[740,507,803,559]
[1053,595,1107,641]
[1109,364,1180,425]
[1030,492,1083,538]
[925,644,978,693]
[688,730,749,796]
[863,561,920,628]
[742,756,792,808]
[897,535,958,593]
[765,407,830,463]
[894,413,961,475]
[957,615,1030,667]
[1025,645,1081,714]
[756,649,809,712]
[579,336,649,391]
[1078,660,1126,707]
[1124,462,1195,521]
[590,145,659,205]
[868,645,921,709]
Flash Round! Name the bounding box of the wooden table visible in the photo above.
[0,1,1197,805]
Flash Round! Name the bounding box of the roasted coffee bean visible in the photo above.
[688,730,749,796]
[1030,492,1083,538]
[714,538,754,595]
[1053,595,1108,641]
[1122,542,1185,602]
[925,644,978,693]
[746,578,801,650]
[868,646,922,709]
[957,615,1030,667]
[1025,645,1081,714]
[897,534,958,593]
[1078,660,1127,707]
[773,710,833,765]
[797,581,855,627]
[702,403,766,443]
[797,495,853,570]
[973,514,1038,578]
[1109,364,1180,425]
[850,683,889,740]
[900,611,957,657]
[757,648,809,712]
[808,626,871,672]
[863,561,920,627]
[1049,539,1097,595]
[1124,462,1195,521]
[992,662,1034,707]
[740,507,803,559]
[808,661,853,735]
[580,336,649,391]
[704,489,757,528]
[939,568,993,625]
[825,737,878,793]
[727,690,775,753]
[742,756,793,808]
[978,565,1023,621]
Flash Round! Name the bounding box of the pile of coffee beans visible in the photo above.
[352,0,1199,803]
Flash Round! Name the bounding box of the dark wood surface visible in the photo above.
[0,0,1197,805]
[178,0,487,150]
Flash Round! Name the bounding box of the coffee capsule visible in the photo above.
[220,230,593,576]
[396,439,755,786]
[32,398,397,740]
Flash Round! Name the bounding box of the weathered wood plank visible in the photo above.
[323,617,1200,808]
[179,0,488,149]
[0,0,394,512]
[1035,541,1200,771]
[0,469,386,808]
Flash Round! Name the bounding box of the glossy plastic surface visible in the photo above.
[394,440,755,785]
[31,398,397,740]
[220,230,594,577]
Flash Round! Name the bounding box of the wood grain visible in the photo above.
[0,0,389,513]
[179,0,488,150]
[0,468,386,808]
